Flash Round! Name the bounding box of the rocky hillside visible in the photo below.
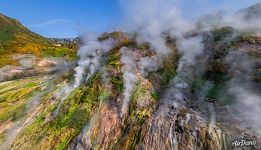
[0,28,260,150]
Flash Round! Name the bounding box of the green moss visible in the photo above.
[54,129,76,150]
[161,69,176,87]
[130,128,142,150]
[150,91,159,100]
[110,74,124,93]
[157,53,178,87]
[112,81,153,149]
[213,27,235,42]
[132,83,145,101]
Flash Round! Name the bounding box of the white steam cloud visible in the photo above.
[163,35,205,106]
[138,56,160,76]
[120,47,138,117]
[119,0,194,55]
[229,84,261,135]
[198,2,261,32]
[225,49,261,135]
[176,36,204,72]
[73,36,115,88]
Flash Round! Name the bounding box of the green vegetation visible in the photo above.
[41,47,77,60]
[0,77,44,123]
[110,75,124,93]
[131,82,145,103]
[10,73,111,150]
[212,26,235,42]
[148,53,177,90]
[106,47,125,94]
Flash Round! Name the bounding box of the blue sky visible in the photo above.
[0,0,121,38]
[0,0,260,38]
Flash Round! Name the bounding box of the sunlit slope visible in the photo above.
[0,13,76,67]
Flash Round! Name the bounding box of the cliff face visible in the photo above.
[1,27,259,150]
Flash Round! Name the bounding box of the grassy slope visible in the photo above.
[0,13,76,67]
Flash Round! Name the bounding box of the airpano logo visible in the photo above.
[232,139,256,147]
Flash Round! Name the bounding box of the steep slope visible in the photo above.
[0,13,76,67]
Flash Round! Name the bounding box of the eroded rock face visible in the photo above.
[137,106,224,150]
[68,102,122,150]
[68,89,225,150]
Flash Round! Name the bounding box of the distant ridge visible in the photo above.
[237,2,261,20]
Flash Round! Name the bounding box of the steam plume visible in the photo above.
[73,36,114,88]
[120,47,138,117]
